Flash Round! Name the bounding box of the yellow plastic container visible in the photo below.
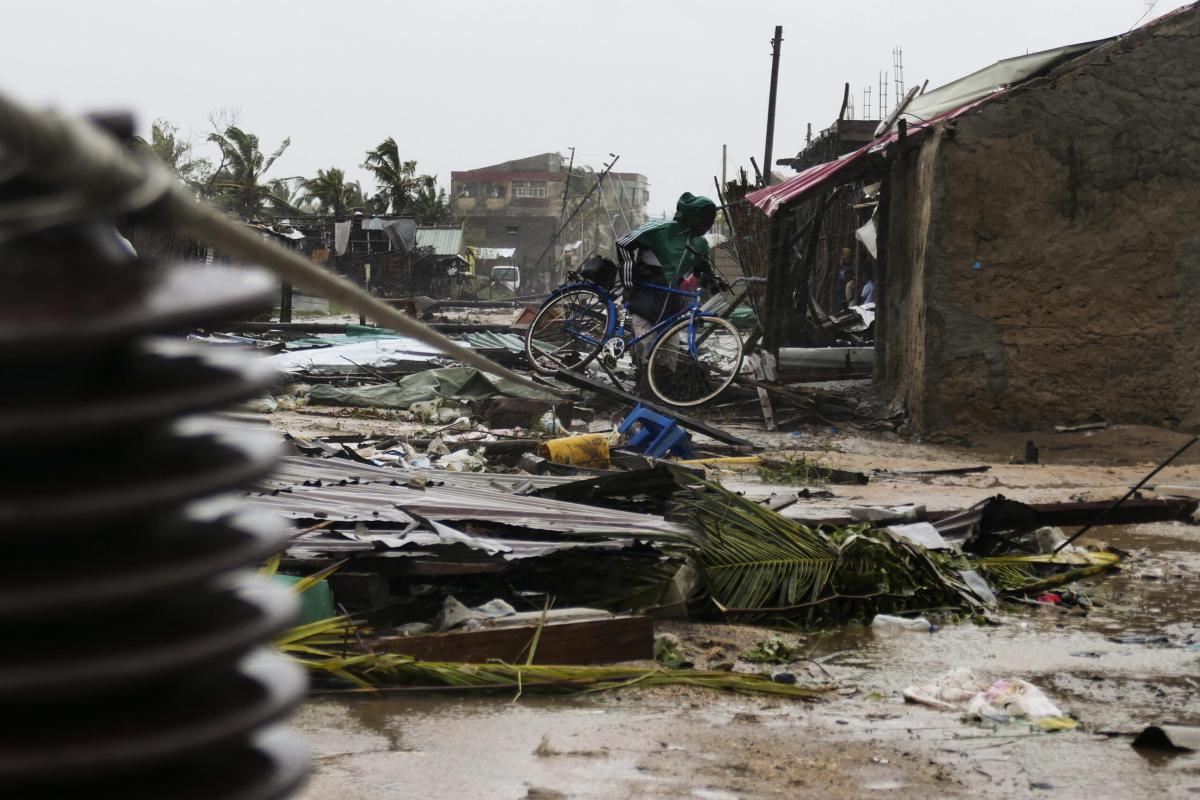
[539,433,610,468]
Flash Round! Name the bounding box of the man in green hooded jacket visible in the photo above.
[615,192,719,346]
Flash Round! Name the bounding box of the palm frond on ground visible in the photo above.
[679,481,984,622]
[677,482,1119,623]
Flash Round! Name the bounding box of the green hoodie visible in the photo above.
[616,192,717,285]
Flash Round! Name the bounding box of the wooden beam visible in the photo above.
[374,615,654,665]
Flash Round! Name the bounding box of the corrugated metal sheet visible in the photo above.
[250,456,690,539]
[415,227,463,256]
[748,39,1109,217]
[747,100,988,216]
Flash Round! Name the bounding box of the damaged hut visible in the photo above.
[749,6,1200,433]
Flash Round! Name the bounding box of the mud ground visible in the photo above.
[286,424,1200,799]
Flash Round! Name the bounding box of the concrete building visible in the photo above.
[450,153,648,288]
[451,153,564,272]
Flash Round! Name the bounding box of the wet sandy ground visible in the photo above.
[286,425,1200,798]
[292,533,1200,797]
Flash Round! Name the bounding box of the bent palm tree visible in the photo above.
[362,137,434,214]
[265,178,313,216]
[411,180,452,224]
[207,125,293,220]
[301,167,359,218]
[132,119,212,196]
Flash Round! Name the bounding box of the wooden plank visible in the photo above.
[789,497,1200,529]
[745,353,777,432]
[374,615,654,665]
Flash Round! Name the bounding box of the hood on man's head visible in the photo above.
[673,192,717,230]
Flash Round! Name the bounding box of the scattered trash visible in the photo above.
[904,668,1076,730]
[851,504,924,523]
[1055,421,1110,433]
[1107,634,1171,646]
[871,615,935,633]
[540,433,611,468]
[308,365,557,409]
[436,596,517,631]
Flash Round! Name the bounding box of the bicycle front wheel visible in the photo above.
[525,286,613,374]
[646,315,744,407]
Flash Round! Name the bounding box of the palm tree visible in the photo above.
[265,178,314,216]
[132,119,212,196]
[362,137,434,214]
[344,180,389,216]
[411,181,451,224]
[206,125,293,220]
[301,168,359,217]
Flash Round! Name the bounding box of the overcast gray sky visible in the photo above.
[2,0,1186,216]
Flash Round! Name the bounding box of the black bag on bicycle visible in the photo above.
[578,255,619,291]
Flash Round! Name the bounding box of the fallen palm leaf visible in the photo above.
[679,481,985,622]
[977,551,1119,595]
[288,557,351,595]
[286,645,828,699]
[676,481,1120,622]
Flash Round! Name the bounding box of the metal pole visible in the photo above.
[763,25,784,187]
[548,146,575,285]
[602,169,630,234]
[558,146,575,225]
[1055,435,1200,552]
[531,155,619,271]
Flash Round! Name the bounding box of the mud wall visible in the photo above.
[885,9,1200,432]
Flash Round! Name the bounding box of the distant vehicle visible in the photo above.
[491,265,520,293]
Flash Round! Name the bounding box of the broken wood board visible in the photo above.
[375,615,654,665]
[788,496,1199,529]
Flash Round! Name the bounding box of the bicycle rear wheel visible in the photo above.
[646,315,743,407]
[525,286,613,374]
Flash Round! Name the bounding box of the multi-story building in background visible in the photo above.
[450,152,647,289]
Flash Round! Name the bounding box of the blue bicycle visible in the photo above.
[524,262,746,407]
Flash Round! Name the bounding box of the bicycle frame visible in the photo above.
[540,272,753,362]
[615,282,721,357]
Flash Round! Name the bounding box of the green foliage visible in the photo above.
[678,481,1121,624]
[757,457,830,485]
[411,180,452,224]
[282,629,826,698]
[740,636,797,664]
[265,178,313,215]
[680,481,984,624]
[362,136,436,215]
[301,167,359,217]
[756,442,835,485]
[653,634,687,667]
[132,119,213,196]
[207,125,294,220]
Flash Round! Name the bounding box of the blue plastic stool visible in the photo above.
[618,403,695,459]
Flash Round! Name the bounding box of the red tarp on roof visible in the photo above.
[746,98,995,216]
